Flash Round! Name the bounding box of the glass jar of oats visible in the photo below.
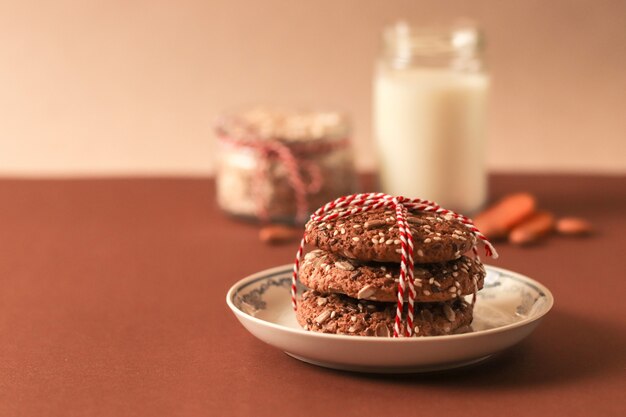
[214,107,356,224]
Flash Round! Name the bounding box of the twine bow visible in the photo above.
[216,129,346,223]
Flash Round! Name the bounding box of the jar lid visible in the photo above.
[216,107,350,143]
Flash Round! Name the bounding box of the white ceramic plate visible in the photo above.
[226,264,553,373]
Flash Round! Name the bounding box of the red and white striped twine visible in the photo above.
[216,130,348,223]
[291,192,498,337]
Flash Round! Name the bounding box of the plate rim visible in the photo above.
[226,264,554,343]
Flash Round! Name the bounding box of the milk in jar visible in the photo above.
[374,22,489,213]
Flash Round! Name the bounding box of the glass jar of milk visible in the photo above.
[374,22,489,214]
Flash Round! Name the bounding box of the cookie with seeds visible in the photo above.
[299,249,485,303]
[305,207,476,263]
[296,290,473,337]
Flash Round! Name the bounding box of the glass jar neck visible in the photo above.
[382,22,485,72]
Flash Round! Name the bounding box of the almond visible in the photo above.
[259,224,301,244]
[509,211,555,245]
[473,193,537,240]
[556,217,592,236]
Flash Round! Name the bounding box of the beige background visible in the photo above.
[0,0,624,176]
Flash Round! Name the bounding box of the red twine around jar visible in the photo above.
[216,129,349,223]
[291,193,498,338]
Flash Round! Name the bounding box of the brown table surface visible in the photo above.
[1,174,625,417]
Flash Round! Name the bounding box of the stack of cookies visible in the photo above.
[296,207,487,337]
